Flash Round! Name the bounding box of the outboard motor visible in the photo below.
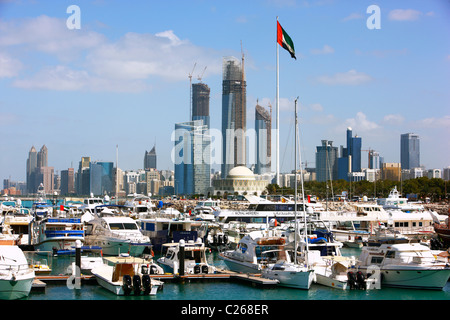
[217,234,223,245]
[347,271,357,290]
[142,274,151,295]
[202,265,209,274]
[122,275,132,295]
[150,265,158,275]
[213,234,218,245]
[194,264,201,274]
[132,275,142,295]
[356,271,367,290]
[141,265,149,275]
[223,234,229,244]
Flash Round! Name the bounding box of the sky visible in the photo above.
[0,0,449,184]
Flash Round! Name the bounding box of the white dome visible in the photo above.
[227,166,255,180]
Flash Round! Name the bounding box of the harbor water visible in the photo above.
[25,248,450,301]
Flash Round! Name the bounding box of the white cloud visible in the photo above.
[388,9,422,21]
[342,13,364,21]
[344,112,380,132]
[315,69,373,85]
[310,45,334,55]
[1,16,224,91]
[0,52,23,78]
[383,114,405,125]
[415,116,450,128]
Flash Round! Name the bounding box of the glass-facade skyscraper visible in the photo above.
[401,133,420,169]
[255,102,271,175]
[316,140,338,182]
[337,127,362,181]
[174,120,211,195]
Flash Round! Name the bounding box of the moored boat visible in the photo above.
[0,245,35,300]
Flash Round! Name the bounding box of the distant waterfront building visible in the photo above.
[60,168,75,195]
[144,145,157,170]
[26,146,38,194]
[90,161,114,196]
[255,101,272,175]
[174,120,211,196]
[368,150,381,170]
[192,82,211,129]
[443,167,450,181]
[427,169,441,179]
[381,162,401,181]
[37,145,48,168]
[401,133,420,169]
[337,127,362,181]
[316,140,338,182]
[221,56,247,178]
[76,156,91,195]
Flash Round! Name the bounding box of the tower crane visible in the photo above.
[197,66,207,82]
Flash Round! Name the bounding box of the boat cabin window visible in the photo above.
[394,222,409,228]
[385,251,396,259]
[371,256,384,264]
[178,249,203,263]
[109,223,138,230]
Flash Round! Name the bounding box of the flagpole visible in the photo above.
[276,16,280,186]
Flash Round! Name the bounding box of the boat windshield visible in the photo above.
[109,223,138,230]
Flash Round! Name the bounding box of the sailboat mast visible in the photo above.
[294,97,298,264]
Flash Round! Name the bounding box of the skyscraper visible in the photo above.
[26,146,37,193]
[221,56,246,178]
[316,140,338,182]
[337,127,362,181]
[255,102,272,175]
[144,146,157,170]
[174,120,211,195]
[192,82,210,129]
[401,133,420,169]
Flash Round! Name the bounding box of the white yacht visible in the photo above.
[91,255,164,296]
[377,186,425,213]
[124,194,155,218]
[157,239,216,275]
[1,200,34,246]
[193,199,220,221]
[0,245,35,300]
[219,230,287,274]
[83,205,152,256]
[356,242,450,290]
[32,216,85,255]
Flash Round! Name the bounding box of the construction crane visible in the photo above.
[188,62,197,120]
[197,66,207,82]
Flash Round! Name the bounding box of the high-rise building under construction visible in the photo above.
[221,56,246,178]
[192,82,210,129]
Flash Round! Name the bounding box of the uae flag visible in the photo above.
[277,21,296,59]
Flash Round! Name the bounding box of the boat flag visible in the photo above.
[277,21,296,59]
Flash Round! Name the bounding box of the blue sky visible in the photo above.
[1,0,449,183]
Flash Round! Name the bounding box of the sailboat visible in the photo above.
[261,98,315,289]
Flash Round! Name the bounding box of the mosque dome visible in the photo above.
[227,166,255,180]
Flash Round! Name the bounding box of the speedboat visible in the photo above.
[91,254,164,296]
[157,239,216,275]
[83,205,152,257]
[260,245,315,290]
[0,245,35,300]
[219,230,286,274]
[356,242,450,290]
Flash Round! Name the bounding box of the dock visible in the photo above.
[31,269,278,292]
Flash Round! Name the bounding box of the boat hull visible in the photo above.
[262,269,314,289]
[0,277,34,300]
[34,237,83,254]
[315,273,348,290]
[379,267,450,290]
[219,253,260,274]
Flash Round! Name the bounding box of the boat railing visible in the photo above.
[0,262,34,276]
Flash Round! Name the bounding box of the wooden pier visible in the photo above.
[31,269,278,292]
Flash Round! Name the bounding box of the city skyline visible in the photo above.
[0,0,449,182]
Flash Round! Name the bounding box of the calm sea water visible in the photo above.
[26,248,450,301]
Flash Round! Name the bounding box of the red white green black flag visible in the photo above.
[277,21,296,60]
